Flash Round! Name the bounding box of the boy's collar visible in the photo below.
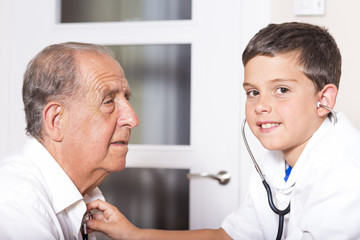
[270,115,336,189]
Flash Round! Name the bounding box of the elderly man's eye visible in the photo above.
[103,97,114,105]
[102,97,116,114]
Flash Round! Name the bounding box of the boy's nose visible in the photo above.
[255,96,271,114]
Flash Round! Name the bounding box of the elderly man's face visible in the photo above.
[61,52,139,186]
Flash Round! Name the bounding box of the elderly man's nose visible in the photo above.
[117,102,140,128]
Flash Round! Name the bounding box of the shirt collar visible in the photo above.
[23,138,105,239]
[22,138,99,214]
[264,116,335,189]
[286,115,334,183]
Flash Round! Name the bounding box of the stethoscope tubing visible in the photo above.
[262,180,290,240]
[241,119,290,240]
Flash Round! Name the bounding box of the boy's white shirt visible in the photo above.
[222,113,360,239]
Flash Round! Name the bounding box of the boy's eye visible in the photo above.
[276,87,289,94]
[247,90,260,97]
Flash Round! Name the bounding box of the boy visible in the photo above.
[86,22,360,239]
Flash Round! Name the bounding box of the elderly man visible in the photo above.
[0,42,139,239]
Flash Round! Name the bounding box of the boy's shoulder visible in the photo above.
[310,112,360,168]
[325,112,360,148]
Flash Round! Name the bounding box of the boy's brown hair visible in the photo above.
[242,22,341,91]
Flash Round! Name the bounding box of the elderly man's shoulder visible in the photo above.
[0,154,49,202]
[0,154,60,238]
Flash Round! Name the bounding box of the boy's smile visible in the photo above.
[243,52,325,166]
[257,121,280,132]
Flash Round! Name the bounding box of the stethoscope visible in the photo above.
[241,102,337,240]
[81,211,93,240]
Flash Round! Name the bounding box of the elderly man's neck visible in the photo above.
[41,138,108,196]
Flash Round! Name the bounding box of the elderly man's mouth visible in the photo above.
[111,141,128,145]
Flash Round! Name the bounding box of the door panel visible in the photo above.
[60,0,192,23]
[99,168,189,229]
[107,44,191,146]
[7,0,271,230]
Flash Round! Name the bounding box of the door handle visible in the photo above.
[187,171,231,185]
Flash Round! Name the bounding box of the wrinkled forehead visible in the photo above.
[74,52,130,100]
[78,52,128,86]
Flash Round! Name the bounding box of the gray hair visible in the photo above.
[22,42,115,140]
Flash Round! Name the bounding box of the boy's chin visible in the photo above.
[260,141,282,151]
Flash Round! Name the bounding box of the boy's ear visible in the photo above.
[317,84,338,117]
[42,101,65,142]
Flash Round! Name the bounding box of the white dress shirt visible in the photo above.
[0,138,105,239]
[222,113,360,239]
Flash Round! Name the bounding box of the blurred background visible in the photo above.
[0,0,359,235]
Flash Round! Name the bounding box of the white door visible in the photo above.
[4,0,270,229]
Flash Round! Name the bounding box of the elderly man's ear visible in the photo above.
[42,102,65,142]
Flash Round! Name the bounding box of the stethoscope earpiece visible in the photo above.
[316,102,337,124]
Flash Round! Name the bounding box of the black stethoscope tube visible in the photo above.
[262,180,290,240]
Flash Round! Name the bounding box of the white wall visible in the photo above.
[0,0,11,159]
[271,0,360,129]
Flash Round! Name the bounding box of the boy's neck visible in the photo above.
[282,138,311,167]
[282,116,328,167]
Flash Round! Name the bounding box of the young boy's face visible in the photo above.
[243,52,324,165]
